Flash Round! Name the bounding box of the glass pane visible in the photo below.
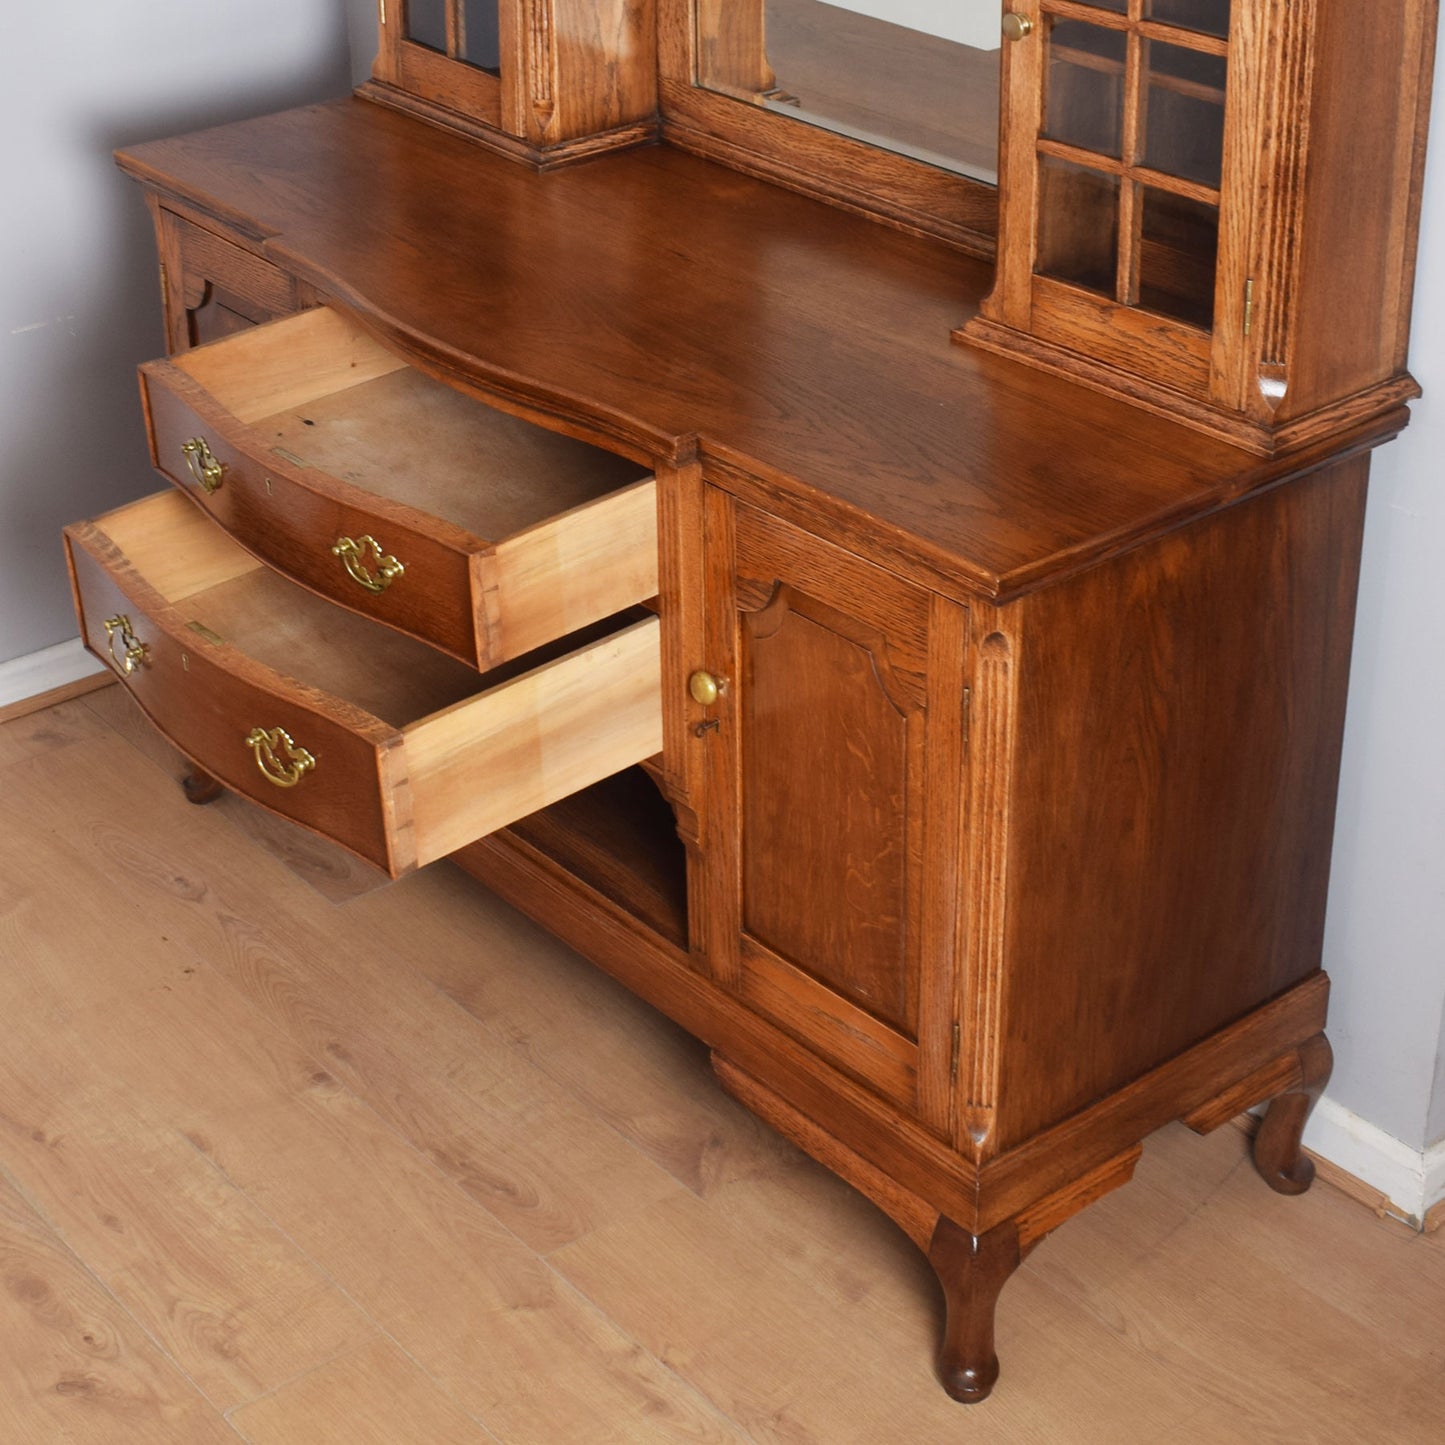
[407,0,448,53]
[1036,157,1120,298]
[1079,0,1128,10]
[694,0,1001,184]
[1044,20,1128,159]
[1142,40,1227,187]
[1147,0,1232,40]
[461,0,501,73]
[1138,186,1219,328]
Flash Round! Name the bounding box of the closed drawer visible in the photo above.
[139,306,658,670]
[65,489,662,878]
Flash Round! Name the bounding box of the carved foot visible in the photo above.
[181,768,224,805]
[1253,1032,1332,1195]
[926,1216,1022,1404]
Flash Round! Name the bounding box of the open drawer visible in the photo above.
[65,489,662,878]
[139,306,658,670]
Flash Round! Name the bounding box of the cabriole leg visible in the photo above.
[1253,1032,1332,1195]
[926,1215,1023,1404]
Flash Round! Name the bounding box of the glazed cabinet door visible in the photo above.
[698,493,968,1129]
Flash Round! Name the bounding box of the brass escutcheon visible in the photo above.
[102,614,149,675]
[244,726,317,788]
[332,534,405,594]
[181,436,226,493]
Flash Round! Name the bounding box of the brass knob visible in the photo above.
[1002,12,1034,42]
[181,436,226,493]
[688,670,723,707]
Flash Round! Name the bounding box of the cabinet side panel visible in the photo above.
[1278,0,1436,420]
[994,457,1368,1148]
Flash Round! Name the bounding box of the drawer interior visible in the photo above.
[101,494,489,726]
[171,306,651,541]
[101,489,651,728]
[88,491,664,874]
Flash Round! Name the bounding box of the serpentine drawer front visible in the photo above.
[139,306,658,671]
[64,489,662,878]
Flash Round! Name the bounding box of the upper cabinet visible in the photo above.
[365,0,659,160]
[359,1,1438,456]
[964,0,1439,453]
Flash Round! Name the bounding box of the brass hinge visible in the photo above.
[1243,278,1255,337]
[159,261,168,297]
[961,686,972,744]
[950,1022,962,1083]
[378,0,387,26]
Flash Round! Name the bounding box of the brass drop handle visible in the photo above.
[1002,13,1034,42]
[244,726,317,788]
[688,670,725,707]
[332,534,405,594]
[181,437,226,493]
[103,614,149,675]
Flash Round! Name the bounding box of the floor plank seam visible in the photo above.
[0,1150,250,1440]
[175,1130,507,1444]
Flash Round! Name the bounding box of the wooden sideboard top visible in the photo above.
[117,96,1404,601]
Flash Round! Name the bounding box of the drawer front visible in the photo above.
[67,522,402,870]
[142,363,483,665]
[65,491,663,879]
[137,307,659,673]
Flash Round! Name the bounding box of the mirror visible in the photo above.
[696,0,1001,183]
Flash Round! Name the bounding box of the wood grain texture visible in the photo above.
[8,695,1445,1439]
[0,1047,369,1412]
[68,491,661,877]
[990,455,1368,1148]
[0,1175,241,1443]
[971,0,1436,449]
[112,96,1370,604]
[227,1340,499,1445]
[144,305,656,671]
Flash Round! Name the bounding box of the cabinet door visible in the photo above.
[988,1,1243,402]
[699,494,967,1127]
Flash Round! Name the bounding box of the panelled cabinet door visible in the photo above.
[698,493,968,1131]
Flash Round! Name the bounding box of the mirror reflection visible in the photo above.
[696,0,1001,182]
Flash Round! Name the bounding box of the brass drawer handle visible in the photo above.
[181,437,227,493]
[332,534,405,594]
[102,614,149,675]
[244,726,317,788]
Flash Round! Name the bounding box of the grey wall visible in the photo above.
[3,6,1442,1156]
[1320,37,1445,1154]
[0,1,358,667]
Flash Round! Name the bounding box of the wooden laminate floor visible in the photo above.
[2,684,1443,1443]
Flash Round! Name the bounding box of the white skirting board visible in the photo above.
[1303,1095,1445,1228]
[0,636,105,712]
